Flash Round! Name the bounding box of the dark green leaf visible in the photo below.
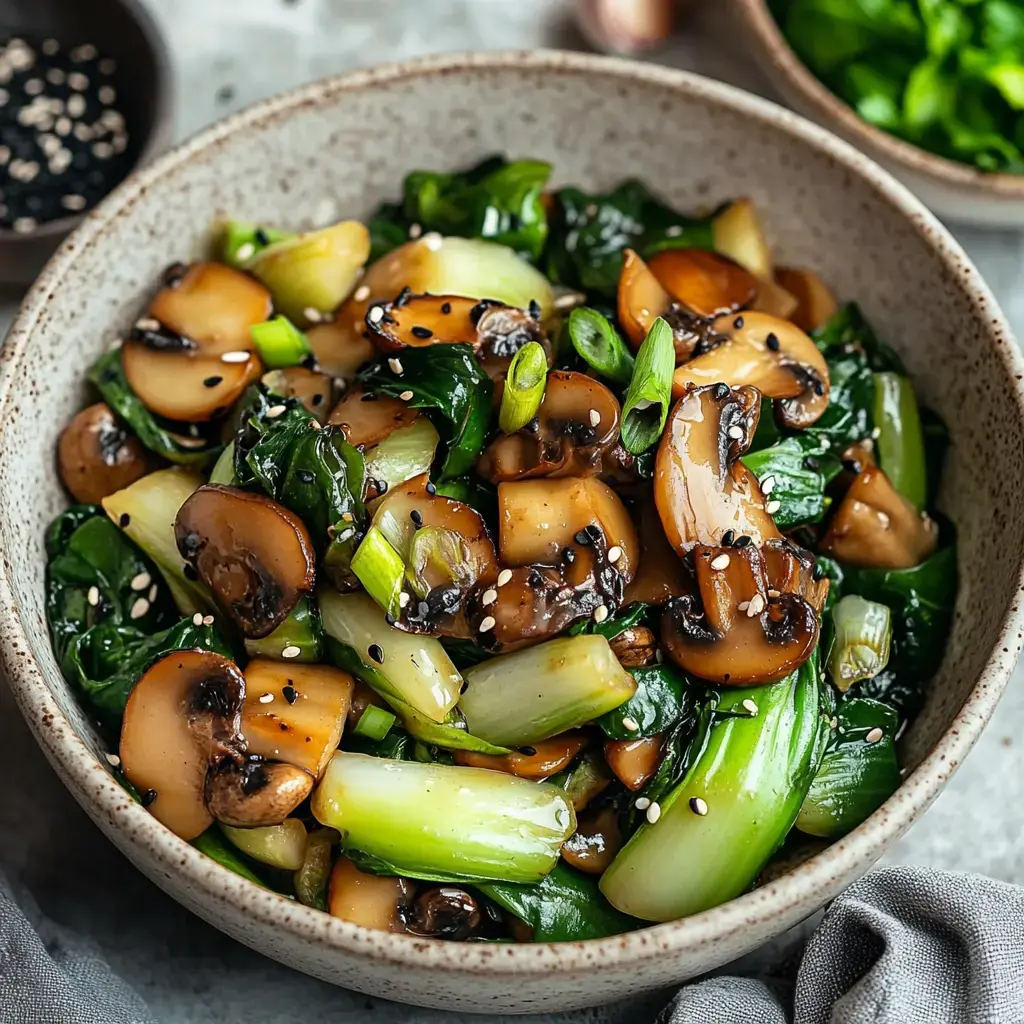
[569,602,651,641]
[596,664,695,740]
[192,828,268,887]
[921,405,950,508]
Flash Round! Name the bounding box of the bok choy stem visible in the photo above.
[827,594,892,692]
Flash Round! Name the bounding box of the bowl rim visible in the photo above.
[732,0,1024,198]
[3,48,1024,977]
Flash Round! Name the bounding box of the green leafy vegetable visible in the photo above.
[873,370,927,509]
[620,317,675,454]
[243,595,323,664]
[596,664,695,740]
[566,307,635,385]
[361,344,493,479]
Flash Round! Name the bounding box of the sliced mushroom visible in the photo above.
[623,496,689,606]
[58,402,151,504]
[603,734,664,790]
[121,262,268,422]
[327,386,421,448]
[750,277,799,321]
[328,856,414,932]
[410,887,482,940]
[120,650,246,840]
[661,543,820,685]
[205,758,313,828]
[242,659,354,778]
[609,625,659,668]
[820,466,938,569]
[477,371,621,483]
[453,731,590,779]
[175,485,316,638]
[561,807,623,875]
[655,383,780,555]
[774,266,838,334]
[672,311,831,430]
[306,314,376,381]
[497,476,638,578]
[762,538,830,614]
[617,248,730,358]
[261,367,339,423]
[646,248,758,317]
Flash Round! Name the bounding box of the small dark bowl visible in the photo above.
[0,0,172,286]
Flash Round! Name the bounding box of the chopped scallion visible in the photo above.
[249,315,313,369]
[827,594,892,691]
[498,341,548,433]
[352,704,397,741]
[220,220,292,268]
[567,307,635,385]
[350,526,405,618]
[619,317,675,454]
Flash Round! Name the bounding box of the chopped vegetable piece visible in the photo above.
[350,526,406,619]
[873,371,927,510]
[243,595,323,664]
[250,315,314,369]
[221,819,308,871]
[620,317,675,454]
[567,307,636,385]
[219,220,291,267]
[498,341,548,434]
[353,704,397,742]
[828,594,892,692]
[294,827,337,910]
[328,856,413,931]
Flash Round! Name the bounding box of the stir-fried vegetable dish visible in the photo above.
[46,157,956,941]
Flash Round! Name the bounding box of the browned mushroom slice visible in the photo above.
[661,543,820,685]
[121,262,269,422]
[57,402,151,504]
[241,659,354,778]
[762,538,830,614]
[749,277,799,321]
[609,625,659,668]
[774,266,838,333]
[328,856,414,932]
[175,485,316,638]
[603,735,664,790]
[655,384,780,556]
[453,731,590,779]
[561,807,623,875]
[326,386,421,448]
[623,496,688,606]
[205,759,313,828]
[409,888,482,939]
[261,368,339,423]
[820,466,939,569]
[366,293,479,351]
[647,248,758,318]
[497,476,638,579]
[477,371,621,483]
[305,313,376,382]
[120,650,246,840]
[672,312,831,430]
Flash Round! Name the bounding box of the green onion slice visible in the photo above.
[249,315,314,369]
[567,307,635,385]
[220,220,292,268]
[619,317,675,454]
[352,704,397,741]
[498,341,548,433]
[827,594,892,691]
[350,526,405,618]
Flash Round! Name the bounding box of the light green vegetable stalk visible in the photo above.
[619,317,675,454]
[220,819,308,872]
[362,417,439,497]
[600,652,824,922]
[249,315,313,369]
[352,704,397,742]
[294,827,338,910]
[244,595,323,664]
[349,527,406,619]
[827,594,892,692]
[459,634,636,747]
[873,371,927,509]
[311,752,575,883]
[498,342,548,433]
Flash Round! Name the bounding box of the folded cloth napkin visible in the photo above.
[2,865,1022,1024]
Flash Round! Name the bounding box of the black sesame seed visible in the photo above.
[118,512,130,528]
[279,722,288,731]
[734,535,752,548]
[425,481,437,495]
[518,746,537,756]
[585,524,602,541]
[813,380,826,396]
[410,509,423,526]
[713,383,730,400]
[721,529,736,547]
[254,228,270,246]
[411,326,433,339]
[312,393,324,406]
[733,316,744,330]
[842,459,860,474]
[440,301,452,315]
[765,332,780,352]
[803,456,820,471]
[574,530,591,545]
[282,685,298,705]
[183,565,199,581]
[141,788,158,808]
[528,299,541,321]
[563,547,576,564]
[203,375,223,388]
[296,469,314,484]
[368,643,385,664]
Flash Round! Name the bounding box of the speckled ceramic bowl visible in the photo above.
[1,51,1022,1015]
[732,0,1024,227]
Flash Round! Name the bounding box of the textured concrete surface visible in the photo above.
[2,1,1023,1020]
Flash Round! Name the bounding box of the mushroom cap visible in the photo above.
[603,735,664,791]
[57,402,150,505]
[328,856,414,932]
[327,386,421,448]
[175,485,316,638]
[205,758,313,828]
[647,248,758,318]
[454,731,591,780]
[623,496,689,606]
[561,807,623,875]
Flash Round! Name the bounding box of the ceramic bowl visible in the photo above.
[1,51,1023,1015]
[732,0,1024,228]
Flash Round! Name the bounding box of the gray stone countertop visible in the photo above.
[3,1,1024,1020]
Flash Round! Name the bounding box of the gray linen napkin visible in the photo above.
[3,865,1022,1024]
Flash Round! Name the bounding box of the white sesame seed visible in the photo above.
[337,528,355,543]
[865,727,884,744]
[266,404,287,418]
[589,409,601,427]
[87,586,100,607]
[497,569,513,587]
[871,426,881,439]
[388,357,404,375]
[46,68,64,85]
[12,217,37,234]
[710,553,731,571]
[747,594,766,617]
[877,511,891,528]
[607,545,623,564]
[399,390,414,401]
[479,615,497,633]
[105,752,120,767]
[68,71,88,91]
[635,797,651,810]
[99,58,116,74]
[765,500,782,515]
[281,645,302,659]
[593,604,609,623]
[98,85,116,105]
[737,600,750,612]
[646,802,662,824]
[422,232,443,251]
[129,598,150,620]
[130,571,151,591]
[0,146,8,165]
[482,588,498,605]
[354,284,371,302]
[92,140,113,160]
[742,698,758,715]
[221,350,251,363]
[399,592,410,608]
[303,307,324,323]
[234,242,255,263]
[42,39,60,56]
[192,613,203,626]
[66,94,85,118]
[727,425,743,439]
[135,317,160,332]
[666,225,683,237]
[71,43,98,61]
[761,475,776,495]
[622,717,640,732]
[55,116,71,136]
[24,77,42,95]
[258,692,274,704]
[40,135,60,157]
[368,304,385,324]
[690,796,709,816]
[407,222,422,239]
[203,615,215,626]
[148,584,159,602]
[767,589,781,598]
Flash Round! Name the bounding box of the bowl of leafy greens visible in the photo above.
[1,51,1023,1014]
[736,0,1024,226]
